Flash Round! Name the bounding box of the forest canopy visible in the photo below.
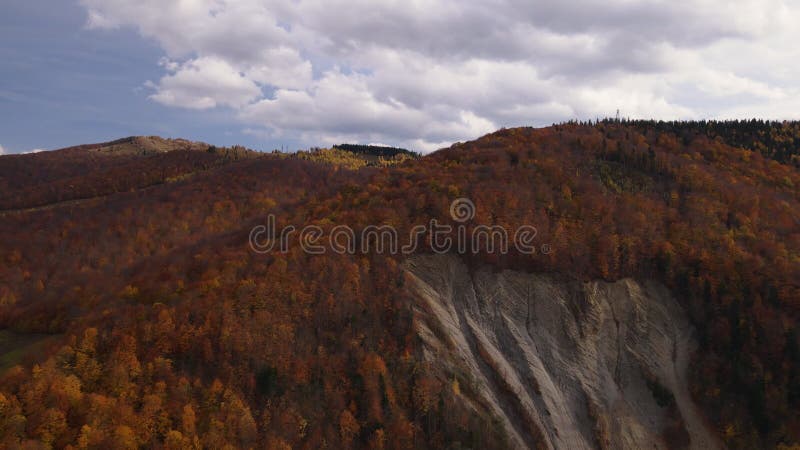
[0,121,798,449]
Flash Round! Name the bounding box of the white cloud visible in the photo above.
[245,47,313,90]
[79,0,800,151]
[0,144,5,155]
[148,57,262,109]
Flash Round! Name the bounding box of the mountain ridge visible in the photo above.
[0,121,798,449]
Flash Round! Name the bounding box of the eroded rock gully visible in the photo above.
[406,254,721,450]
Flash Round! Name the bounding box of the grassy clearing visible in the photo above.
[0,329,60,373]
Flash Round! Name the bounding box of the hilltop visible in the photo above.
[0,137,259,211]
[69,136,218,155]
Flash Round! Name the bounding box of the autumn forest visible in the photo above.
[0,121,798,449]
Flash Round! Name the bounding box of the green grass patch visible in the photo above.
[0,329,61,373]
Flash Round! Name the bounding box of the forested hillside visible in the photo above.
[0,137,257,211]
[0,121,798,449]
[624,119,800,166]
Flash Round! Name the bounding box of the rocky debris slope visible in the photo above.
[406,254,722,450]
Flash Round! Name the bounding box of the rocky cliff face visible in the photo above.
[406,254,722,450]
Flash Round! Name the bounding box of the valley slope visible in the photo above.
[0,121,798,449]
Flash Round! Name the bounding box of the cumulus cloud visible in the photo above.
[80,0,800,151]
[148,57,262,109]
[0,144,5,155]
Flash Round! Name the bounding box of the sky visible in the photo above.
[1,0,799,154]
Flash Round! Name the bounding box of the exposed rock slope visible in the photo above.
[406,254,722,450]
